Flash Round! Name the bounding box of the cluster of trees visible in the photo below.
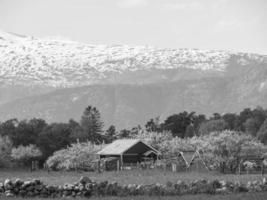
[45,130,266,172]
[134,130,265,173]
[142,106,267,143]
[0,106,105,166]
[1,105,267,169]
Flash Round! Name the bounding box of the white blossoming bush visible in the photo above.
[243,161,257,172]
[11,144,42,167]
[46,142,104,171]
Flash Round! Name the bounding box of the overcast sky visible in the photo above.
[0,0,266,54]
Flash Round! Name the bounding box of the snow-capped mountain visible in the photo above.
[1,30,266,87]
[0,30,267,128]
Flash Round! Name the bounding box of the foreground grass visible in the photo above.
[1,193,267,200]
[0,169,266,185]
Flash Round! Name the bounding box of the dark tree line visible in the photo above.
[1,105,267,164]
[143,106,267,143]
[0,106,105,162]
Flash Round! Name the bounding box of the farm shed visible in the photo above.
[162,151,192,172]
[97,139,160,168]
[187,150,210,171]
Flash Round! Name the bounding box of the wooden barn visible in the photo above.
[162,151,192,172]
[97,139,160,169]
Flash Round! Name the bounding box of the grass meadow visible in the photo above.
[0,169,266,185]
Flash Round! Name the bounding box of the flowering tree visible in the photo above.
[11,144,42,167]
[200,130,265,173]
[133,131,173,151]
[46,142,104,170]
[243,161,257,174]
[134,131,201,156]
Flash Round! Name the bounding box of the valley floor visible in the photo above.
[0,169,266,185]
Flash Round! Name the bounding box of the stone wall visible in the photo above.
[0,176,267,198]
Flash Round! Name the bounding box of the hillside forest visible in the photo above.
[1,105,267,172]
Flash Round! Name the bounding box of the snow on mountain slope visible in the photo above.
[2,30,266,87]
[1,31,267,127]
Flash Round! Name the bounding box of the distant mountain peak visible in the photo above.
[3,31,266,88]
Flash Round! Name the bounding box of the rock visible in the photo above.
[212,180,221,189]
[5,190,14,197]
[22,181,32,189]
[14,178,23,186]
[79,176,92,185]
[216,186,228,194]
[4,179,13,190]
[166,181,173,188]
[19,189,27,196]
[219,180,227,187]
[0,183,4,193]
[32,179,42,185]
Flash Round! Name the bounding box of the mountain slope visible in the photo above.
[0,31,267,128]
[1,30,266,87]
[1,72,267,128]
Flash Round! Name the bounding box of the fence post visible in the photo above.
[98,159,101,173]
[172,163,177,172]
[117,160,120,171]
[261,161,264,176]
[31,161,35,172]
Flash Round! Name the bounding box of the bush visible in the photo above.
[11,144,42,167]
[46,142,104,170]
[159,137,196,156]
[0,136,13,168]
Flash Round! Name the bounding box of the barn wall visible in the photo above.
[124,142,151,154]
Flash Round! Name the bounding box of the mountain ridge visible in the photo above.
[0,30,267,128]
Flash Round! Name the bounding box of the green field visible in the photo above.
[0,169,266,185]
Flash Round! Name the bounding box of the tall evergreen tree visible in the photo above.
[80,106,104,143]
[257,118,267,144]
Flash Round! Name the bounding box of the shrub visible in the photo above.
[243,161,257,172]
[46,142,104,170]
[0,136,13,168]
[11,144,42,167]
[159,137,196,156]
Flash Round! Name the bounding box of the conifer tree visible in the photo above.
[80,106,104,143]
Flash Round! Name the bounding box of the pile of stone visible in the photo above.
[0,176,266,198]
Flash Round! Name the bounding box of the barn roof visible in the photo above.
[97,139,160,155]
